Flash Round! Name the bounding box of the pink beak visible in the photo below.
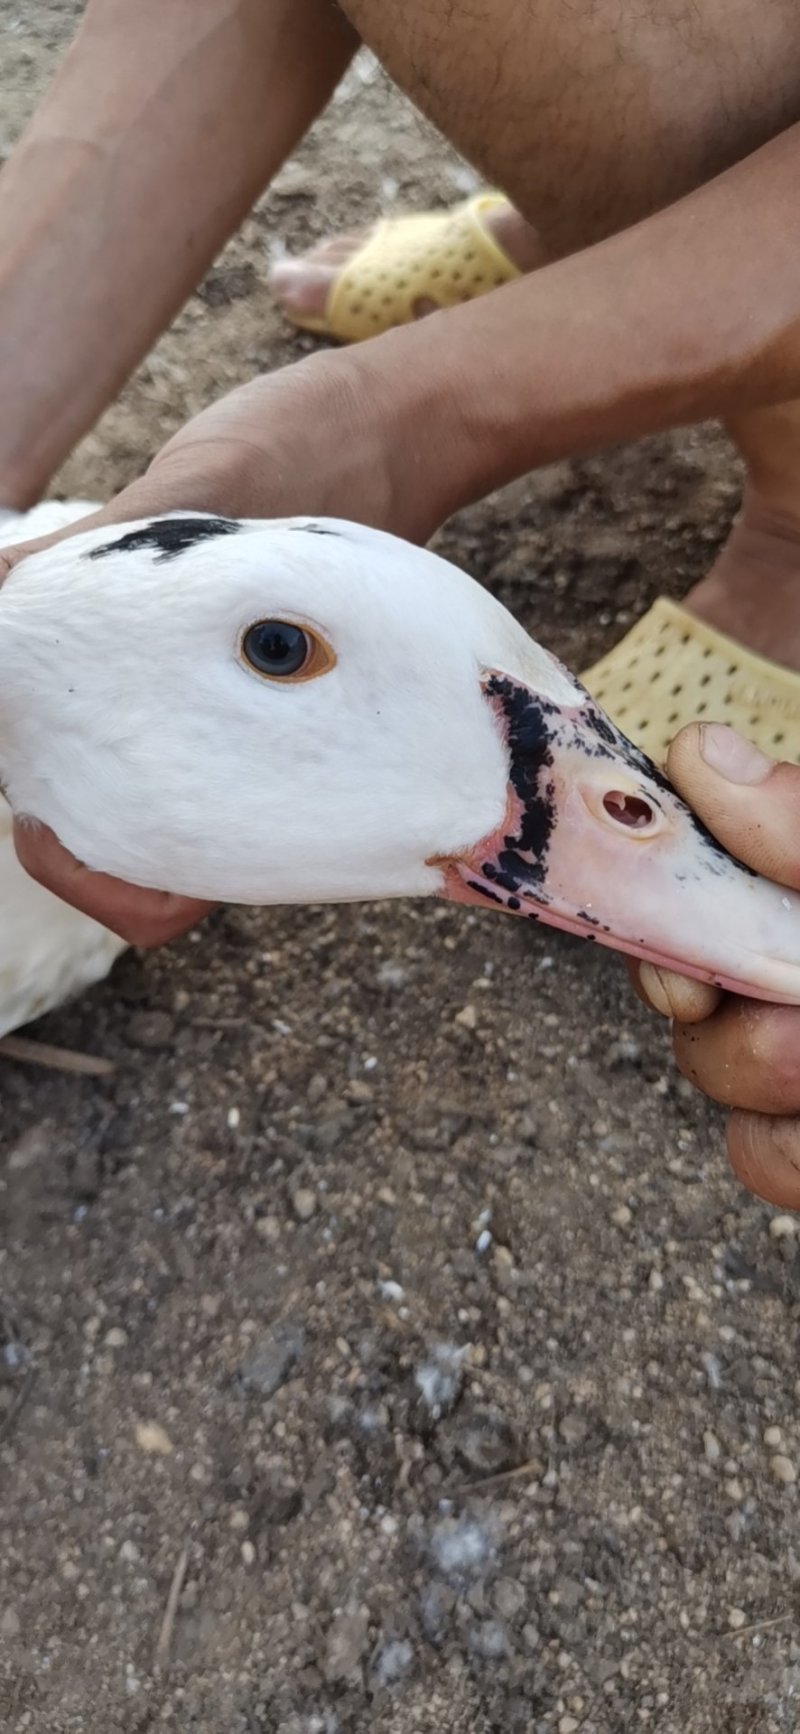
[438,673,800,1006]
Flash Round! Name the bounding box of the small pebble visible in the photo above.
[414,1342,465,1416]
[0,1608,21,1639]
[454,1003,478,1031]
[728,1608,747,1630]
[134,1421,173,1456]
[770,1454,797,1485]
[764,1425,783,1448]
[467,1619,509,1661]
[376,962,409,991]
[769,1214,798,1240]
[104,1328,128,1348]
[238,1323,305,1397]
[241,1540,256,1566]
[431,1517,491,1577]
[559,1718,580,1733]
[292,1187,317,1221]
[370,1637,414,1688]
[559,1411,588,1447]
[455,1408,517,1476]
[610,1204,633,1228]
[126,1010,174,1050]
[347,1078,373,1103]
[379,1279,405,1303]
[324,1608,370,1682]
[255,1215,281,1244]
[494,1577,526,1620]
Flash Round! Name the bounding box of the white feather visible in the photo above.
[0,500,126,1035]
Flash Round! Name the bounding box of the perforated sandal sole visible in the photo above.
[581,598,800,765]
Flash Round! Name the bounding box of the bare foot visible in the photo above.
[686,490,800,674]
[268,199,546,327]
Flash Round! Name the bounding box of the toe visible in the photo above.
[268,259,337,321]
[269,231,369,321]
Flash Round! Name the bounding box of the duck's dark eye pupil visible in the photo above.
[243,620,309,677]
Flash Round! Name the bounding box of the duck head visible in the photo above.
[0,511,799,1003]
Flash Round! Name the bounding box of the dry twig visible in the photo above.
[153,1543,190,1672]
[0,1036,115,1077]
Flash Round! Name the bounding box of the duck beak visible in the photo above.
[438,673,800,1005]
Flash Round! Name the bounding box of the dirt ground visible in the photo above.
[3,7,800,1733]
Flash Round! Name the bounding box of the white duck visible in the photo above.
[1,508,800,1046]
[0,502,126,1040]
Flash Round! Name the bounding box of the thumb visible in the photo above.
[666,721,800,890]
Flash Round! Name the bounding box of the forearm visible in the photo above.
[349,122,800,523]
[0,0,355,507]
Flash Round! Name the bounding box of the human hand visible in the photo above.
[628,721,800,1209]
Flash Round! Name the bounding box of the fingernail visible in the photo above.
[699,723,773,785]
[638,962,673,1018]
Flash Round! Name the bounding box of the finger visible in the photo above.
[673,997,800,1113]
[14,820,213,948]
[667,722,800,889]
[626,957,722,1023]
[726,1110,800,1211]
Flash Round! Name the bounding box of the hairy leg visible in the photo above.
[342,0,800,251]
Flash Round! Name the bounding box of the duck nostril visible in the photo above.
[603,791,655,829]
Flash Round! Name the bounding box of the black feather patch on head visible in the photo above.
[86,516,241,563]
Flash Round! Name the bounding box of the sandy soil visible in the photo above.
[2,7,800,1733]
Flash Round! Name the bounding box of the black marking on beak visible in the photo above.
[87,516,240,563]
[484,675,560,890]
[467,878,504,906]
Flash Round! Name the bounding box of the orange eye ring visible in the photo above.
[239,619,336,683]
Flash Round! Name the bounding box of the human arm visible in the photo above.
[0,0,355,508]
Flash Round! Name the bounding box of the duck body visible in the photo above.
[0,501,126,1035]
[0,508,799,1028]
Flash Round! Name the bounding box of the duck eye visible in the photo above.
[240,618,336,683]
[242,620,311,678]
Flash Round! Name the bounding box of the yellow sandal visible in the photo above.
[284,193,521,344]
[581,598,800,765]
